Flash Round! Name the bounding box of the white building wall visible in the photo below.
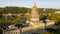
[3,29,20,34]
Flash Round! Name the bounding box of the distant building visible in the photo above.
[45,19,54,26]
[55,11,60,13]
[2,25,20,34]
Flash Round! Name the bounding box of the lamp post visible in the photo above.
[43,20,47,30]
[20,27,22,34]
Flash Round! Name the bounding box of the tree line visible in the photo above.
[0,6,60,34]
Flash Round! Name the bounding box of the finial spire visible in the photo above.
[33,0,36,8]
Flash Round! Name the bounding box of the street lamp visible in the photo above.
[20,26,22,34]
[43,20,47,30]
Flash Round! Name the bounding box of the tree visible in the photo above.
[57,24,60,34]
[55,21,60,26]
[41,31,51,34]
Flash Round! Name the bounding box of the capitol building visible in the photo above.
[2,0,55,34]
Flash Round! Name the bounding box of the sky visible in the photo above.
[0,0,60,9]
